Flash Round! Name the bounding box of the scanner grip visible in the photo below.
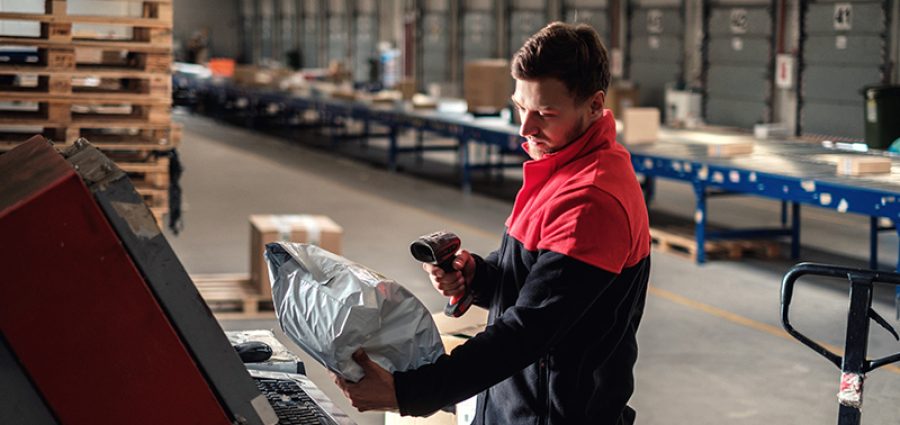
[445,289,474,318]
[437,258,473,317]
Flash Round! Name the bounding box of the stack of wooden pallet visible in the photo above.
[0,0,178,223]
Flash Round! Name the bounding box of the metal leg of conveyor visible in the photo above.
[460,137,471,194]
[870,216,879,270]
[781,201,788,227]
[388,126,399,172]
[643,176,656,204]
[415,130,424,165]
[791,202,800,260]
[362,120,371,149]
[693,182,707,264]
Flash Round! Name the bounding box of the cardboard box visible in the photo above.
[249,214,343,299]
[706,140,755,157]
[396,79,417,101]
[464,60,512,114]
[232,65,292,89]
[431,306,489,337]
[411,94,437,110]
[622,107,660,145]
[606,82,640,118]
[836,155,892,176]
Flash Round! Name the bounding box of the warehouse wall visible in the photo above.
[173,0,242,61]
[220,0,900,140]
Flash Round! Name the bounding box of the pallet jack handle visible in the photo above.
[781,262,900,424]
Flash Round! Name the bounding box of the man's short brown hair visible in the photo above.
[511,22,611,104]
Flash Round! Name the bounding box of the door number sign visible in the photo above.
[834,3,852,31]
[647,9,663,34]
[730,9,748,34]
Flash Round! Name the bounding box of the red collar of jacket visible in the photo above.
[520,109,615,174]
[506,110,616,228]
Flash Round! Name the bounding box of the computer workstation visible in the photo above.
[0,136,353,425]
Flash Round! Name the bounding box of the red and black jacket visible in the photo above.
[394,111,651,424]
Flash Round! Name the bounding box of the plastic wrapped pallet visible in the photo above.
[265,242,444,382]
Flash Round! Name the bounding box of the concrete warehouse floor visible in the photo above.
[164,111,900,425]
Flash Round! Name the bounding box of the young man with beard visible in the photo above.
[335,22,651,424]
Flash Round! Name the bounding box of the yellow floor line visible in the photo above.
[648,285,900,375]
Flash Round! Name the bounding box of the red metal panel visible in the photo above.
[0,138,232,425]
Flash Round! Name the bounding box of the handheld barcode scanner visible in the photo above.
[410,231,473,317]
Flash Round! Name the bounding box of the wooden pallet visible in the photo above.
[650,223,781,262]
[135,184,168,208]
[0,101,170,124]
[0,0,173,49]
[0,75,172,99]
[191,274,276,320]
[0,1,176,226]
[0,49,172,74]
[113,155,170,188]
[0,125,180,151]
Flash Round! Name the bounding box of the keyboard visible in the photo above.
[255,378,335,425]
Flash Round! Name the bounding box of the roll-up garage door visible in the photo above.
[259,0,274,61]
[239,0,258,63]
[462,0,496,62]
[509,0,548,57]
[800,0,887,140]
[327,1,349,66]
[301,0,321,68]
[629,0,684,112]
[420,0,452,89]
[353,0,378,82]
[564,0,611,45]
[704,0,773,129]
[278,0,297,65]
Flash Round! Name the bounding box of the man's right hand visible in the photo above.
[422,249,475,298]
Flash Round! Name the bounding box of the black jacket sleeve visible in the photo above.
[393,250,620,416]
[469,250,500,309]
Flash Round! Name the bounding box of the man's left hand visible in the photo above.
[332,349,399,412]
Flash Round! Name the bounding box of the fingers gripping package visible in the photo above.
[264,242,445,382]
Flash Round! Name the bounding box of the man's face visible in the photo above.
[511,78,602,160]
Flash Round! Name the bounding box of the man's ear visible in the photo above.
[589,90,606,118]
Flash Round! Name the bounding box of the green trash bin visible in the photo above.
[863,85,900,150]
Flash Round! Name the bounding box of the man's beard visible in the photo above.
[527,115,587,160]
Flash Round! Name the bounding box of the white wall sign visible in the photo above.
[835,35,848,49]
[775,54,794,89]
[833,3,852,31]
[730,9,748,34]
[611,48,624,78]
[649,36,660,50]
[731,37,743,51]
[647,9,663,34]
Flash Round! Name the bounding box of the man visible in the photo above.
[335,22,651,424]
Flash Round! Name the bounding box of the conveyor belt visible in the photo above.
[176,74,900,316]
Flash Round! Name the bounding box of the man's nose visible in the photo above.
[519,111,540,138]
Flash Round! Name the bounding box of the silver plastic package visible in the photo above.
[265,242,445,382]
